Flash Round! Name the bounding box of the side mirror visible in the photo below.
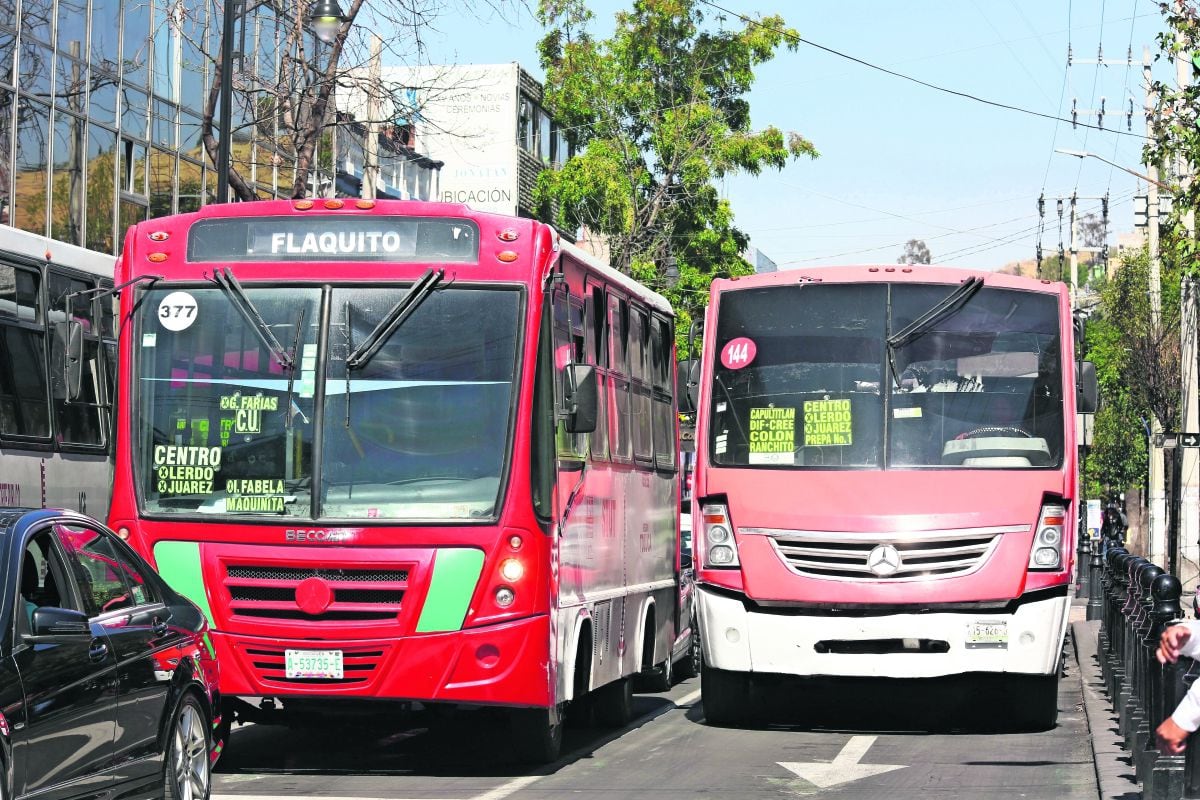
[564,363,598,434]
[685,360,700,414]
[1077,360,1099,413]
[677,359,698,414]
[55,320,85,401]
[29,606,91,639]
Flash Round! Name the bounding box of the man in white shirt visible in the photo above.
[1155,621,1200,754]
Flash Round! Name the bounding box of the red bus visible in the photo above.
[105,199,688,761]
[687,266,1097,729]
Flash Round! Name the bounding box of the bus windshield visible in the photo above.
[135,284,522,520]
[709,282,1063,470]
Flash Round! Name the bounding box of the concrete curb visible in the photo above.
[1073,618,1142,799]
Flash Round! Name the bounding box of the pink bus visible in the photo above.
[688,266,1097,729]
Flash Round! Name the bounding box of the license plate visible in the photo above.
[966,620,1008,650]
[285,649,344,679]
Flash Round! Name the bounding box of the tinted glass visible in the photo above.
[135,286,321,516]
[323,287,521,520]
[56,524,154,615]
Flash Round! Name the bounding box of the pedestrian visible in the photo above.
[1154,621,1200,754]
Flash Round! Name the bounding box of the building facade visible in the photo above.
[0,0,440,256]
[341,62,570,219]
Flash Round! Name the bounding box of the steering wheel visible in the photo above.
[960,426,1033,439]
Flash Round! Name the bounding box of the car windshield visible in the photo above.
[708,282,1063,469]
[134,284,522,520]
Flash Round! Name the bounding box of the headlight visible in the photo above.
[700,503,739,568]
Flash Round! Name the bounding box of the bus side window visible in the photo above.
[630,306,653,463]
[552,285,587,461]
[584,282,608,461]
[48,271,105,449]
[607,294,632,462]
[650,316,676,472]
[0,263,51,439]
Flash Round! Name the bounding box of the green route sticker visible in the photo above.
[804,399,852,447]
[749,407,795,464]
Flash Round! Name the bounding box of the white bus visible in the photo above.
[0,227,115,517]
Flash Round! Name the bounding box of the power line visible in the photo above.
[696,0,1150,140]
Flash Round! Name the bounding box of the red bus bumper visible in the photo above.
[209,613,552,707]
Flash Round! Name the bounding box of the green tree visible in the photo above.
[534,0,817,353]
[1082,246,1182,498]
[1145,2,1199,271]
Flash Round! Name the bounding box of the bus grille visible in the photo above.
[241,644,386,687]
[223,562,409,622]
[766,530,1001,581]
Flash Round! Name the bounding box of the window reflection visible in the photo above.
[51,111,85,244]
[14,99,50,235]
[122,0,151,86]
[86,125,116,253]
[56,0,87,55]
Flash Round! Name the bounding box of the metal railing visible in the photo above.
[1096,546,1200,799]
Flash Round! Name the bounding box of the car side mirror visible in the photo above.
[29,606,91,639]
[1077,360,1099,413]
[564,363,598,434]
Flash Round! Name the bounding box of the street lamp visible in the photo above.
[310,0,349,44]
[215,0,348,202]
[1054,148,1173,191]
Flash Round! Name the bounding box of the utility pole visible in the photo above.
[1176,34,1198,583]
[1146,46,1167,567]
[361,34,382,201]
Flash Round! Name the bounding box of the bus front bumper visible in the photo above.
[696,585,1068,679]
[208,613,553,707]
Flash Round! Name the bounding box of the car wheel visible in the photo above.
[164,693,212,800]
[676,621,700,680]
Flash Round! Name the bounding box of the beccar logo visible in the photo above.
[285,529,351,543]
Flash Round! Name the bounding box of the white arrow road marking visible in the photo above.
[778,735,906,789]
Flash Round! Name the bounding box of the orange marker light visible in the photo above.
[497,250,519,263]
[148,252,168,263]
[294,199,315,210]
[355,199,376,209]
[324,199,344,209]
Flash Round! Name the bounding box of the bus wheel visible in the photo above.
[593,677,634,727]
[702,663,752,727]
[1008,673,1059,731]
[510,705,563,764]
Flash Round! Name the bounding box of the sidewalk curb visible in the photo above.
[1073,618,1142,800]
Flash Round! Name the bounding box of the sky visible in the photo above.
[415,1,1175,271]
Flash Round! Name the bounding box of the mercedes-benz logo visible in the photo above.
[866,544,902,577]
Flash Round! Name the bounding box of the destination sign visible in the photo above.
[187,216,479,263]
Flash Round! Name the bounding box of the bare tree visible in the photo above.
[898,239,931,265]
[189,0,524,201]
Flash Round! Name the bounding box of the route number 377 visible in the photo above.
[157,291,199,332]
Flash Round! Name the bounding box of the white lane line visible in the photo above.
[470,774,542,800]
[213,688,702,800]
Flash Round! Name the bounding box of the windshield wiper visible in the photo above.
[886,276,984,388]
[284,306,306,430]
[212,268,294,370]
[346,269,444,371]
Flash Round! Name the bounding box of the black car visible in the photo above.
[0,508,221,800]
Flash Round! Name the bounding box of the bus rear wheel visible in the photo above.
[593,677,633,727]
[701,663,753,727]
[509,705,563,764]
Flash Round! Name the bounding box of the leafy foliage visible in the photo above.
[1082,246,1182,496]
[898,239,931,265]
[534,0,817,354]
